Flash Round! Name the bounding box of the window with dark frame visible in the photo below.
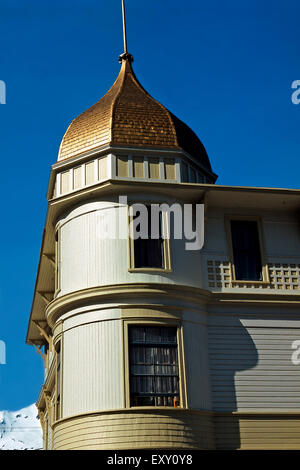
[56,343,61,420]
[129,326,180,407]
[133,206,165,269]
[230,220,263,281]
[45,418,49,450]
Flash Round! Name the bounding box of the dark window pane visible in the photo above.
[129,326,180,407]
[56,345,61,420]
[133,208,164,269]
[231,220,263,281]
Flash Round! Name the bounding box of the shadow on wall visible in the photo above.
[209,317,259,450]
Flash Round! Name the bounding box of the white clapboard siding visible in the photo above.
[62,319,123,417]
[209,323,300,411]
[59,200,204,296]
[183,320,212,410]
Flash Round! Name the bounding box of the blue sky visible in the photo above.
[0,0,299,411]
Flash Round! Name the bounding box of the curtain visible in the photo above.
[129,327,180,407]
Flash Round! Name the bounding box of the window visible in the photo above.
[132,206,165,269]
[129,326,180,407]
[45,417,49,450]
[56,342,61,420]
[55,230,61,294]
[230,220,263,281]
[181,162,188,182]
[128,204,172,272]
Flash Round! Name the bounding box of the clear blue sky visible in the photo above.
[0,0,299,411]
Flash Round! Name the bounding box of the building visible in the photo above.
[26,46,300,450]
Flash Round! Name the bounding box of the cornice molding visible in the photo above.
[45,282,300,328]
[51,407,300,430]
[45,283,211,327]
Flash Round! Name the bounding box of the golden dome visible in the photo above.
[58,55,214,175]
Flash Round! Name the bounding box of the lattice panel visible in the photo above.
[206,260,300,290]
[268,263,300,290]
[207,260,231,289]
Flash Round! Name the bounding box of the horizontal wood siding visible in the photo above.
[214,415,300,450]
[209,320,300,411]
[53,410,215,450]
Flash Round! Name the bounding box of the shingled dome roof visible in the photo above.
[58,54,213,175]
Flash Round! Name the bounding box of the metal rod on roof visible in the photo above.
[122,0,128,54]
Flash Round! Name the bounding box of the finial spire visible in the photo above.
[122,0,128,54]
[119,0,134,63]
